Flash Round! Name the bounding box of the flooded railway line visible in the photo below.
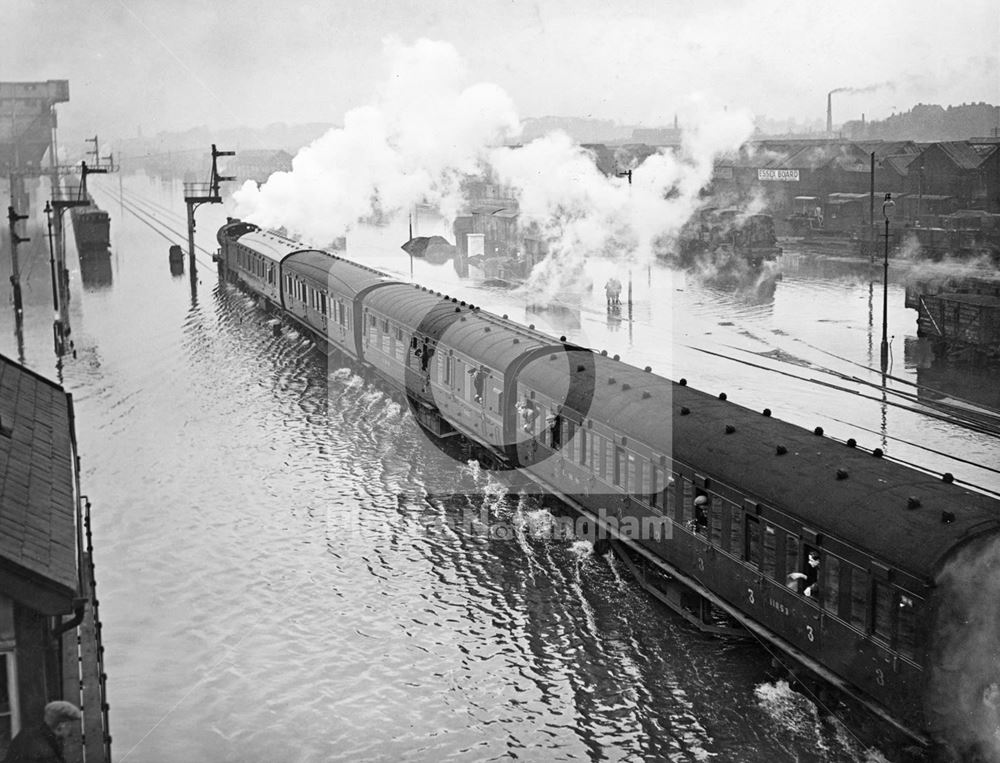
[56,176,1000,760]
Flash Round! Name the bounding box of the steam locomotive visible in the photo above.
[217,218,1000,761]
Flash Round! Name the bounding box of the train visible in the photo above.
[216,218,1000,761]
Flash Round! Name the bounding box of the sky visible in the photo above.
[4,0,998,139]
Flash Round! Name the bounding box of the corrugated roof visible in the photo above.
[0,354,78,614]
[885,154,918,176]
[933,141,990,170]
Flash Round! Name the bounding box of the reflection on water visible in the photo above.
[2,175,999,762]
[79,250,113,289]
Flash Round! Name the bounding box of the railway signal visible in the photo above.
[7,206,29,317]
[183,145,236,283]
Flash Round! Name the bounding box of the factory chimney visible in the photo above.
[827,90,833,135]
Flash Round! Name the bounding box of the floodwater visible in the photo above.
[2,173,999,762]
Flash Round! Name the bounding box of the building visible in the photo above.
[0,354,109,762]
[906,141,999,211]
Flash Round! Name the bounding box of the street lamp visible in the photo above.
[879,192,895,373]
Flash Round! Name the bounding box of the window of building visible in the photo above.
[0,651,14,754]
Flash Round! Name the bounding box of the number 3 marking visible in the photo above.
[875,668,885,687]
[697,557,705,571]
[806,625,814,642]
[748,588,755,604]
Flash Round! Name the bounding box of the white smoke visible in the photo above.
[234,39,754,297]
[234,37,520,241]
[926,536,1000,761]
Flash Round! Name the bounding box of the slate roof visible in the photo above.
[932,141,991,170]
[884,153,919,176]
[0,354,78,614]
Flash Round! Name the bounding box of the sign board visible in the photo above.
[467,233,485,258]
[758,169,800,182]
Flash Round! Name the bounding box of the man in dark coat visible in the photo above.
[2,701,81,763]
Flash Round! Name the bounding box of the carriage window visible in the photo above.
[681,479,694,525]
[604,440,615,483]
[628,453,638,495]
[711,501,725,548]
[728,503,743,559]
[762,525,777,577]
[897,594,918,660]
[872,580,893,641]
[613,447,626,488]
[785,535,799,583]
[592,435,605,479]
[649,465,662,509]
[822,556,840,615]
[642,463,654,507]
[849,566,868,629]
[746,516,762,568]
[578,429,588,467]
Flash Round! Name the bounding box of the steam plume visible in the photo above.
[926,536,1000,760]
[234,39,754,298]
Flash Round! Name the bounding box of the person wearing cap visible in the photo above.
[693,494,709,534]
[2,700,81,763]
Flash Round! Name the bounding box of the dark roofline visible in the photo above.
[0,557,77,615]
[0,351,65,393]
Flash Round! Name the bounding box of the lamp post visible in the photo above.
[880,193,895,374]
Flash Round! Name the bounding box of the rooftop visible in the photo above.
[0,354,78,614]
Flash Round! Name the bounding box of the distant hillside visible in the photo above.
[72,122,336,165]
[842,103,1000,141]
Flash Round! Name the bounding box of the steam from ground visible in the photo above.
[234,38,754,298]
[926,536,1000,761]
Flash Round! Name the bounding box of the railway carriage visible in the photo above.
[281,249,390,360]
[216,222,286,304]
[217,219,1000,759]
